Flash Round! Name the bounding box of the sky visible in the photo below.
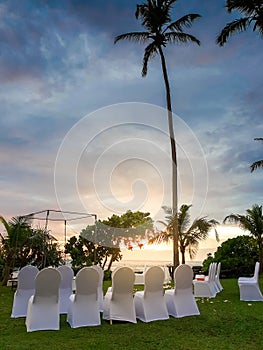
[0,0,262,260]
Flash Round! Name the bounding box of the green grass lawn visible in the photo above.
[1,279,263,350]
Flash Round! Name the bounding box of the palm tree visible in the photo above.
[151,205,219,264]
[223,204,263,272]
[251,138,263,172]
[216,0,263,46]
[0,215,32,285]
[114,0,201,268]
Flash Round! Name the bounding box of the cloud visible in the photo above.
[0,0,262,246]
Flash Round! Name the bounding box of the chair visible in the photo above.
[25,268,61,332]
[103,266,136,324]
[134,266,169,322]
[238,262,263,301]
[57,265,74,314]
[165,264,200,318]
[91,265,104,312]
[193,262,217,298]
[67,267,101,328]
[205,262,220,294]
[11,265,39,318]
[215,262,223,292]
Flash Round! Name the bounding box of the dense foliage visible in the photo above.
[223,204,263,272]
[66,210,153,274]
[202,235,259,278]
[0,215,63,285]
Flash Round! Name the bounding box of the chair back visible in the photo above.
[112,267,135,298]
[253,262,260,281]
[144,266,164,296]
[17,265,39,290]
[216,262,221,278]
[57,265,74,289]
[75,267,99,300]
[173,264,193,290]
[91,265,104,286]
[207,262,214,281]
[33,268,61,303]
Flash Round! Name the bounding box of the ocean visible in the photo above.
[112,259,203,272]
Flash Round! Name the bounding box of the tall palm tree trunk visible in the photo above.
[158,46,179,268]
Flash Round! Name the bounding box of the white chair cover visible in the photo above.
[103,266,136,324]
[91,265,104,312]
[238,261,260,283]
[215,262,223,292]
[57,265,74,314]
[204,262,219,294]
[193,262,217,298]
[134,266,169,322]
[67,267,101,328]
[238,262,263,301]
[165,264,200,318]
[25,267,61,332]
[11,265,39,318]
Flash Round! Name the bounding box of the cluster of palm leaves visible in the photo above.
[149,205,219,264]
[0,216,62,285]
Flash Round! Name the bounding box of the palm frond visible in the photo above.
[136,1,172,32]
[114,32,150,44]
[250,160,263,172]
[156,220,168,227]
[162,205,173,215]
[165,14,201,32]
[223,214,241,224]
[142,42,158,76]
[253,17,263,34]
[188,241,199,260]
[178,204,192,232]
[165,32,201,45]
[216,17,251,46]
[0,216,10,234]
[226,0,260,15]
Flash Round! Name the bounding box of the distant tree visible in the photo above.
[115,0,201,269]
[65,236,100,272]
[216,0,263,46]
[27,228,63,269]
[251,138,263,172]
[79,222,122,271]
[0,216,63,284]
[150,205,219,264]
[101,210,154,250]
[77,210,153,272]
[0,215,32,285]
[223,204,263,272]
[202,235,259,278]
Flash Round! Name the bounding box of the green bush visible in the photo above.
[202,235,259,278]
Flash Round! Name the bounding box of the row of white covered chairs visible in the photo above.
[10,264,104,331]
[11,264,104,319]
[11,264,200,331]
[103,264,200,324]
[192,262,223,298]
